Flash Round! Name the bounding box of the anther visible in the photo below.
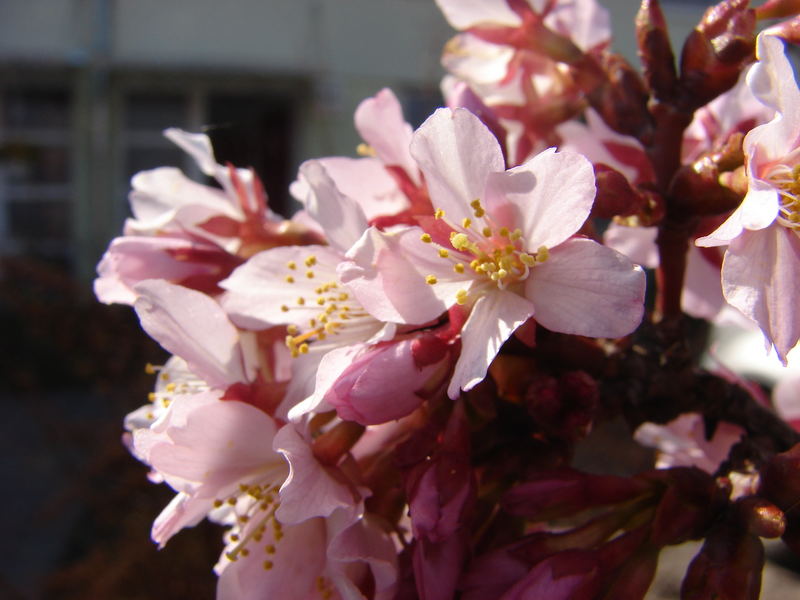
[438,249,449,258]
[420,233,432,243]
[425,275,438,285]
[434,208,445,219]
[536,246,549,262]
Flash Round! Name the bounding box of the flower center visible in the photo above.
[216,482,285,569]
[422,200,548,302]
[767,164,800,230]
[280,255,377,357]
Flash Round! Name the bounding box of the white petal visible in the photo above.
[448,290,534,398]
[410,108,505,224]
[722,227,800,362]
[296,160,369,253]
[495,148,595,250]
[435,0,522,29]
[133,280,246,387]
[339,227,460,324]
[220,245,342,330]
[525,238,645,338]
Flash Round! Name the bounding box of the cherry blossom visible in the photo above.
[697,34,800,361]
[95,128,319,305]
[222,160,454,423]
[341,108,645,398]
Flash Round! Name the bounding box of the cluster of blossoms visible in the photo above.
[97,0,800,598]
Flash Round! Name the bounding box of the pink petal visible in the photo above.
[293,156,408,220]
[747,34,800,128]
[448,290,535,398]
[525,238,645,338]
[139,394,281,490]
[434,0,522,29]
[164,128,219,177]
[220,244,342,330]
[546,0,610,52]
[133,280,247,387]
[410,108,505,224]
[339,227,458,324]
[602,224,658,268]
[489,148,595,250]
[327,515,399,600]
[442,33,515,86]
[722,226,800,362]
[354,88,419,184]
[128,167,235,231]
[274,425,361,525]
[216,518,327,600]
[682,247,726,320]
[325,339,439,425]
[295,160,368,253]
[286,345,359,421]
[151,492,209,547]
[94,235,232,305]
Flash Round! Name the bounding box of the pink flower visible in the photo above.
[290,89,430,226]
[697,34,800,361]
[215,425,398,600]
[95,128,319,305]
[436,0,611,163]
[342,108,645,398]
[223,160,455,424]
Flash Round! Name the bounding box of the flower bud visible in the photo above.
[762,15,800,44]
[327,337,451,426]
[503,469,650,521]
[590,54,653,139]
[592,164,651,219]
[758,442,800,514]
[636,0,678,102]
[681,524,764,600]
[647,467,729,546]
[756,0,800,19]
[735,497,786,539]
[502,551,601,600]
[679,0,756,109]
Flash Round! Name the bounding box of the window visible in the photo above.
[0,83,74,269]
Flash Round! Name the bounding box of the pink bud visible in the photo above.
[756,0,800,19]
[327,338,450,425]
[636,0,678,101]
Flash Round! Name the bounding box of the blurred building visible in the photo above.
[0,0,715,281]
